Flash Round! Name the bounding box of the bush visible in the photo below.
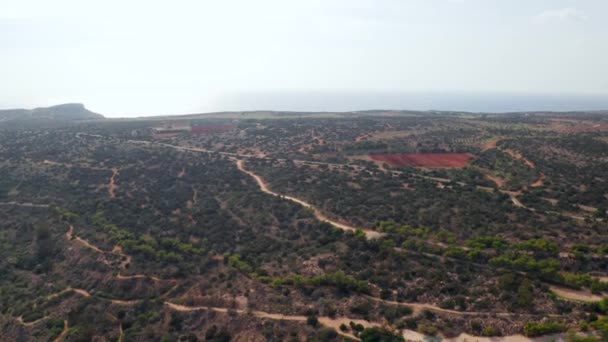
[523,322,567,337]
[307,315,319,327]
[359,327,405,342]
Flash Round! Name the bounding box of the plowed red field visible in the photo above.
[370,153,474,168]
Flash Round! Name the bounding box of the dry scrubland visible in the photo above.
[0,110,607,341]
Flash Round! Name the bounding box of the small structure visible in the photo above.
[152,123,191,137]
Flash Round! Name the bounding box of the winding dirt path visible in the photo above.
[110,134,554,217]
[15,288,90,327]
[531,172,546,188]
[66,225,104,253]
[550,286,606,303]
[500,148,546,190]
[502,149,536,169]
[118,324,124,342]
[71,288,91,297]
[482,137,500,151]
[120,135,563,219]
[165,301,568,342]
[66,225,172,282]
[16,315,48,327]
[108,168,119,198]
[52,320,69,342]
[0,202,50,208]
[112,245,132,270]
[115,273,162,282]
[236,160,383,239]
[109,299,139,306]
[164,302,376,340]
[364,295,559,318]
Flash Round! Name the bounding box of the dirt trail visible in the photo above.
[42,287,91,301]
[112,245,132,270]
[164,302,376,340]
[318,317,380,340]
[52,320,69,342]
[72,288,91,297]
[51,286,144,305]
[46,288,76,301]
[109,299,139,306]
[550,286,606,303]
[503,149,536,169]
[108,168,119,198]
[364,296,547,318]
[442,333,566,342]
[118,135,551,216]
[0,202,50,208]
[43,159,65,166]
[165,301,567,342]
[484,145,546,193]
[510,195,527,209]
[119,324,124,342]
[66,225,104,253]
[484,173,506,188]
[16,288,90,327]
[16,315,48,327]
[482,137,500,151]
[501,148,546,189]
[115,273,163,282]
[236,160,383,239]
[67,226,172,282]
[531,172,546,188]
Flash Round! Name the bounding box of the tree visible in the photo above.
[307,315,319,328]
[359,327,405,342]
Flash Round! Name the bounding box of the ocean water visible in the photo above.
[210,92,608,113]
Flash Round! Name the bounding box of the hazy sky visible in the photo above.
[1,0,607,116]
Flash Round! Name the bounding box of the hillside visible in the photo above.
[0,103,103,128]
[0,111,607,341]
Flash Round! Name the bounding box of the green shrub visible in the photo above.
[523,321,567,337]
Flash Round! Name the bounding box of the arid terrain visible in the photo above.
[0,107,607,341]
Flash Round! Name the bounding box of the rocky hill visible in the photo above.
[0,103,103,128]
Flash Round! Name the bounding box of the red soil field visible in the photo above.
[369,153,474,168]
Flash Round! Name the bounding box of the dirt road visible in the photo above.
[52,320,69,342]
[0,202,50,208]
[165,301,569,342]
[550,286,606,303]
[66,225,105,253]
[236,160,383,239]
[164,302,376,340]
[108,168,119,198]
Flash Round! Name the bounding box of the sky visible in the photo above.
[1,0,607,117]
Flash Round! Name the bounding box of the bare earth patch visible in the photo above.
[369,153,474,168]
